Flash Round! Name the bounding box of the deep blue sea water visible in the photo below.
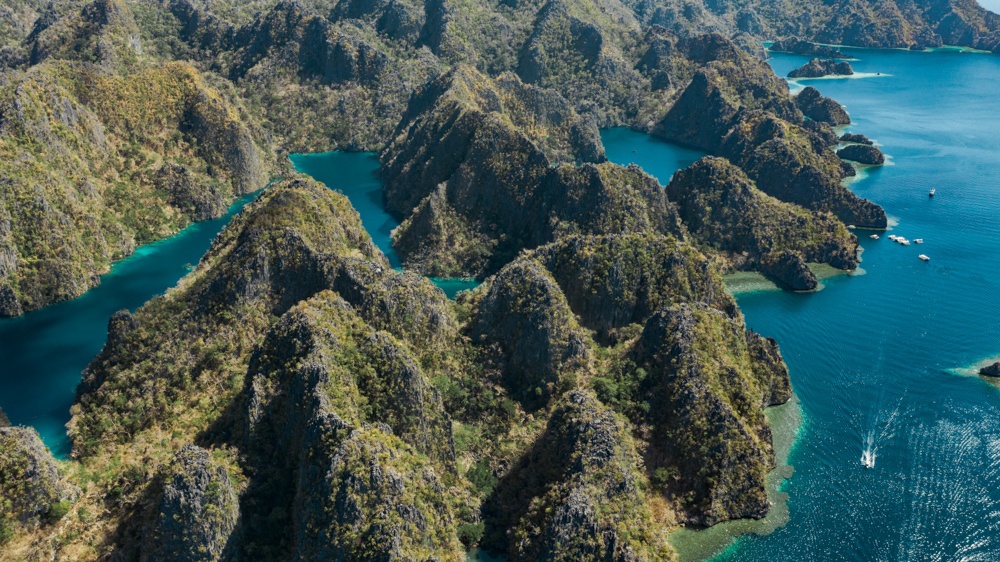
[0,192,257,457]
[604,47,1000,561]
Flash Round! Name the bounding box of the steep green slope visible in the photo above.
[0,59,274,316]
[666,156,858,289]
[655,35,886,228]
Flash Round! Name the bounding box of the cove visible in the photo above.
[0,192,258,457]
[288,151,480,298]
[604,47,1000,560]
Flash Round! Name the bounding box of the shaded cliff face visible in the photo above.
[629,304,791,525]
[483,390,674,561]
[382,65,689,278]
[625,0,1000,52]
[794,85,851,126]
[71,177,384,456]
[666,156,859,283]
[769,38,848,58]
[465,233,791,532]
[382,64,605,216]
[141,445,240,562]
[0,427,77,538]
[472,257,593,410]
[238,295,463,561]
[534,233,738,340]
[788,58,854,78]
[837,143,886,165]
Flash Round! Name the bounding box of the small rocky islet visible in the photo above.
[788,58,856,78]
[981,362,1000,377]
[2,0,1000,559]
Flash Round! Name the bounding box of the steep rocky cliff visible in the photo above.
[0,0,908,558]
[654,35,886,228]
[238,295,464,561]
[472,257,592,410]
[630,303,791,524]
[0,15,275,317]
[141,445,240,561]
[769,38,847,58]
[382,65,686,278]
[666,156,858,287]
[60,176,476,560]
[0,427,77,542]
[838,143,886,165]
[483,390,673,561]
[795,86,851,125]
[465,233,792,535]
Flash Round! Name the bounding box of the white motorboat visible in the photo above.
[919,254,930,261]
[870,234,880,240]
[861,449,876,468]
[914,239,923,244]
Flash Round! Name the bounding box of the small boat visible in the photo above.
[861,450,876,468]
[888,234,899,241]
[900,239,911,246]
[929,188,936,197]
[870,234,880,240]
[919,254,930,261]
[914,238,924,244]
[848,224,856,229]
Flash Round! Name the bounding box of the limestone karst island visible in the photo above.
[2,0,1000,560]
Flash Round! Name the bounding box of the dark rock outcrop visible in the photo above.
[980,362,1000,377]
[154,162,228,223]
[654,35,885,229]
[73,177,387,454]
[473,257,591,410]
[795,86,851,125]
[760,250,819,291]
[0,427,76,527]
[841,133,874,145]
[837,144,886,165]
[482,391,671,561]
[533,234,738,340]
[0,61,273,318]
[142,445,239,561]
[788,58,855,78]
[239,295,461,560]
[769,37,848,58]
[383,66,685,278]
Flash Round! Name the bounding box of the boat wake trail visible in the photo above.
[861,393,904,469]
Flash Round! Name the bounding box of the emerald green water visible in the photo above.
[605,47,1000,560]
[0,192,258,457]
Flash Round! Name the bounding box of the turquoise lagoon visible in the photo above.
[288,151,480,298]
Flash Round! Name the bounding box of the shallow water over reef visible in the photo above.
[603,46,1000,561]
